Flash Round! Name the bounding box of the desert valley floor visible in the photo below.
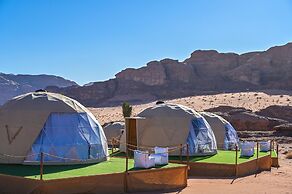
[89,91,292,194]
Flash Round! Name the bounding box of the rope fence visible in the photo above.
[0,138,279,181]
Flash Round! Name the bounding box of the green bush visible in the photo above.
[122,102,132,118]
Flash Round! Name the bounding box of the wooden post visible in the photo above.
[270,140,272,158]
[124,146,129,193]
[276,142,279,168]
[180,144,183,161]
[256,142,259,159]
[186,144,190,170]
[111,139,114,154]
[235,145,238,177]
[256,141,259,173]
[276,143,279,159]
[126,148,129,172]
[40,152,44,180]
[269,140,272,169]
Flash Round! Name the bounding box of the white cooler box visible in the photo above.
[150,147,168,165]
[259,141,271,152]
[240,142,255,157]
[134,150,155,169]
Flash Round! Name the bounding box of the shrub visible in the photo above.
[122,102,132,118]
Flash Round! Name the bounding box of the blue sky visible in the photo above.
[0,0,292,85]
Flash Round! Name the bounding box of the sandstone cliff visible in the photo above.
[47,42,292,107]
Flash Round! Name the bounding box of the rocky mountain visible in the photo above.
[205,106,287,131]
[48,42,292,107]
[0,73,77,105]
[256,105,292,123]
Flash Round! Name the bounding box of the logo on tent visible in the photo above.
[5,125,23,144]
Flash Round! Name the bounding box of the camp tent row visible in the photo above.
[0,91,238,165]
[118,103,238,156]
[0,91,108,164]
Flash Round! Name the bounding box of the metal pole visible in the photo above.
[40,152,44,180]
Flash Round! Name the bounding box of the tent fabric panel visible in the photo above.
[136,117,190,148]
[224,123,239,150]
[25,112,106,163]
[186,117,217,156]
[200,112,239,150]
[80,113,107,159]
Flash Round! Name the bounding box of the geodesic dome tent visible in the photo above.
[136,103,217,156]
[0,91,108,164]
[103,122,125,145]
[200,112,239,150]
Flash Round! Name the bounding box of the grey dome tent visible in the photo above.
[200,112,239,150]
[0,91,108,164]
[135,103,217,156]
[103,122,125,145]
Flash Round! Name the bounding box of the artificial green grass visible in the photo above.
[170,150,276,164]
[271,150,277,157]
[0,157,183,180]
[110,149,276,165]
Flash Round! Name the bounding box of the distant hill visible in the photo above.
[0,73,77,105]
[48,42,292,107]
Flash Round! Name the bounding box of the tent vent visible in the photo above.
[35,89,47,93]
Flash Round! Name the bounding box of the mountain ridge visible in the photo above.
[48,42,292,107]
[0,73,77,105]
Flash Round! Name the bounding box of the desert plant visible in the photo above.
[122,102,132,118]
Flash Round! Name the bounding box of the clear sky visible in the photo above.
[0,0,292,85]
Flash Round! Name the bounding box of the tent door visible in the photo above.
[125,118,138,156]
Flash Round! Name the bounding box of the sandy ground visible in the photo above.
[89,91,292,125]
[177,158,292,194]
[134,147,292,194]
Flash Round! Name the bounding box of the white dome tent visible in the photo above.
[0,91,108,164]
[129,103,217,156]
[200,112,239,150]
[103,122,125,145]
